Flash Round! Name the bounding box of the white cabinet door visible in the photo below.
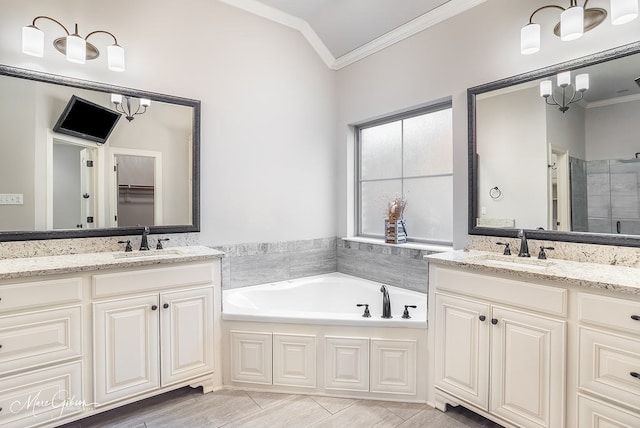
[160,287,214,386]
[93,295,160,406]
[324,336,369,392]
[434,293,489,409]
[490,306,566,428]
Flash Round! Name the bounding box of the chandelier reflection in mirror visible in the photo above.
[540,71,589,113]
[22,16,125,71]
[111,94,150,122]
[521,0,639,55]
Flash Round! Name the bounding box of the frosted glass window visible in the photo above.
[357,103,453,244]
[403,176,453,242]
[403,109,452,177]
[360,121,402,180]
[361,180,402,236]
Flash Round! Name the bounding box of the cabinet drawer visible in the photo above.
[578,293,640,336]
[93,262,213,297]
[435,267,567,316]
[578,394,640,428]
[0,306,82,376]
[579,327,640,411]
[0,277,83,313]
[0,361,84,427]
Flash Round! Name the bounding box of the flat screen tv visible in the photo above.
[53,95,121,144]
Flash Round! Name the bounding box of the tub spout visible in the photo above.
[380,285,392,319]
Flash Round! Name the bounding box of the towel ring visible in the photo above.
[489,186,502,200]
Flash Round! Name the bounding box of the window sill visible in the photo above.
[341,237,453,253]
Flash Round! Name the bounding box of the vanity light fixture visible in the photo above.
[540,71,589,113]
[22,16,125,71]
[521,0,639,55]
[111,94,150,121]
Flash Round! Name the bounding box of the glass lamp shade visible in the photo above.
[66,34,86,64]
[557,71,571,87]
[561,6,584,41]
[22,25,44,57]
[611,0,639,25]
[140,98,151,107]
[540,80,553,97]
[111,93,123,104]
[521,23,540,55]
[575,73,589,91]
[107,44,125,72]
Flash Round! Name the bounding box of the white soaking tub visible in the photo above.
[222,272,427,327]
[221,273,428,401]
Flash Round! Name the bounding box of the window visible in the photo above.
[356,103,453,244]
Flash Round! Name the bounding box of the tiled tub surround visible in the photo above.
[213,237,338,289]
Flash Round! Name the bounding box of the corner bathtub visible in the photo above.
[221,272,429,401]
[222,272,427,327]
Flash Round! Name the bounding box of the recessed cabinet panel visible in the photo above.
[578,394,640,428]
[0,277,83,313]
[0,361,83,427]
[161,287,214,386]
[0,306,82,375]
[434,293,489,408]
[579,327,640,412]
[273,334,316,388]
[490,306,566,428]
[230,331,272,385]
[370,339,417,395]
[93,295,160,406]
[324,336,369,392]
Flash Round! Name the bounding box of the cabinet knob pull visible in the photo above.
[151,305,158,311]
[632,315,640,321]
[163,303,169,309]
[491,318,498,325]
[479,315,486,322]
[631,372,640,379]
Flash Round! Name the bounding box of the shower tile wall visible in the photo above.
[569,157,588,232]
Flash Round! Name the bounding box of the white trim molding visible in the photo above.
[218,0,486,70]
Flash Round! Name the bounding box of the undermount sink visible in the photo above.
[472,254,555,270]
[112,249,184,259]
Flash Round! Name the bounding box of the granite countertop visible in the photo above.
[0,245,224,281]
[426,250,640,296]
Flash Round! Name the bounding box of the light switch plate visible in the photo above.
[0,194,24,205]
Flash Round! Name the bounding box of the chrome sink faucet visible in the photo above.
[140,226,150,251]
[380,285,392,319]
[517,229,530,257]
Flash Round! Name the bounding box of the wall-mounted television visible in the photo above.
[53,95,121,144]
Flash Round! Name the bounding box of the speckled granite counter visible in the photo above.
[426,250,640,296]
[0,245,223,280]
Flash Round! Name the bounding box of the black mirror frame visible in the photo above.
[0,64,200,242]
[468,41,640,248]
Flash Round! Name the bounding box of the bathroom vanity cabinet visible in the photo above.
[427,251,640,428]
[0,247,222,428]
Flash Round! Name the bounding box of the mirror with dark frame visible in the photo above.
[0,64,200,241]
[469,41,640,247]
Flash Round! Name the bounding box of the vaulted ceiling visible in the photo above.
[218,0,486,69]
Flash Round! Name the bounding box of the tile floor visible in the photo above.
[59,387,504,428]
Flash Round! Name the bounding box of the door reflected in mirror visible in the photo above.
[115,153,157,227]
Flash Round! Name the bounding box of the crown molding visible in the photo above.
[587,93,640,108]
[219,0,486,70]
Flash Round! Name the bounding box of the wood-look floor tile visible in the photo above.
[223,395,331,428]
[308,401,403,428]
[245,390,292,409]
[310,396,356,414]
[376,400,428,421]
